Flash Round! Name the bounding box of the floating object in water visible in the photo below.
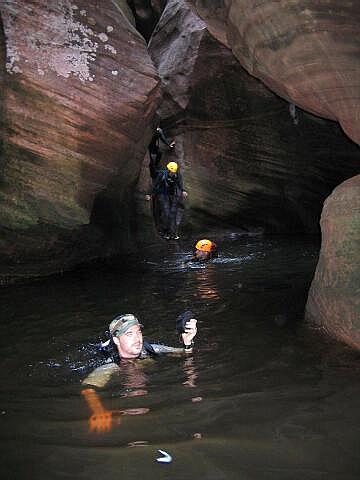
[119,407,150,415]
[191,396,203,403]
[128,441,149,448]
[156,449,172,463]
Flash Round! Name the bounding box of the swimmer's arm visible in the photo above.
[181,319,197,353]
[81,388,105,414]
[81,363,120,433]
[81,363,120,389]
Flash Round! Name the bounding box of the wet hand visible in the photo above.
[170,141,176,148]
[182,318,197,345]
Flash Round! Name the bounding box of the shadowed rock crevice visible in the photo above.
[126,0,167,41]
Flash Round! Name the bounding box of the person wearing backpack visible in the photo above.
[146,161,188,239]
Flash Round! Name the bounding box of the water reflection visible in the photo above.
[120,362,149,394]
[182,355,198,388]
[194,265,220,301]
[2,235,359,480]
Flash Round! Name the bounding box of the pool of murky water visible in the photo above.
[0,232,359,479]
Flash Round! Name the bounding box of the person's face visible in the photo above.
[195,249,209,260]
[113,325,143,359]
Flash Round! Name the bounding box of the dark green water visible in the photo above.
[0,233,359,480]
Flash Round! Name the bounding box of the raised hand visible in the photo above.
[181,318,197,346]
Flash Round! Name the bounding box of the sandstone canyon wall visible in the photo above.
[185,0,360,349]
[0,0,160,281]
[189,0,360,145]
[148,0,360,234]
[306,175,360,349]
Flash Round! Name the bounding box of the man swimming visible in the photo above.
[81,313,198,432]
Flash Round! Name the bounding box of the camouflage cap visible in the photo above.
[109,314,142,337]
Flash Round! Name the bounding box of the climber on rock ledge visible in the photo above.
[148,126,175,181]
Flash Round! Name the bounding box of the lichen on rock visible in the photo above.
[3,0,121,83]
[0,0,161,280]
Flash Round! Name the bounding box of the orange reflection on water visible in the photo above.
[89,411,113,433]
[82,389,115,433]
[194,266,220,301]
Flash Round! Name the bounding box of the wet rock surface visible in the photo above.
[306,175,360,350]
[148,0,360,234]
[0,0,160,280]
[189,0,360,145]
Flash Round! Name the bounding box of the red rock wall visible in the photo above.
[306,175,360,350]
[184,0,360,348]
[149,0,360,234]
[0,0,160,280]
[189,0,360,145]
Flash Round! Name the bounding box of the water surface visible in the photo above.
[0,233,359,480]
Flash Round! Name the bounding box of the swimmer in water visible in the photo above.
[188,239,218,262]
[81,313,197,432]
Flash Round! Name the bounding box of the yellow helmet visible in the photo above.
[166,161,178,173]
[195,239,213,252]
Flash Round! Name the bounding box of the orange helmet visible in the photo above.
[195,239,213,252]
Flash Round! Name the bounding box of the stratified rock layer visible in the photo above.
[0,0,160,280]
[189,0,360,145]
[149,0,360,234]
[306,176,360,350]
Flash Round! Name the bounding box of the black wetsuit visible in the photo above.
[152,170,185,236]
